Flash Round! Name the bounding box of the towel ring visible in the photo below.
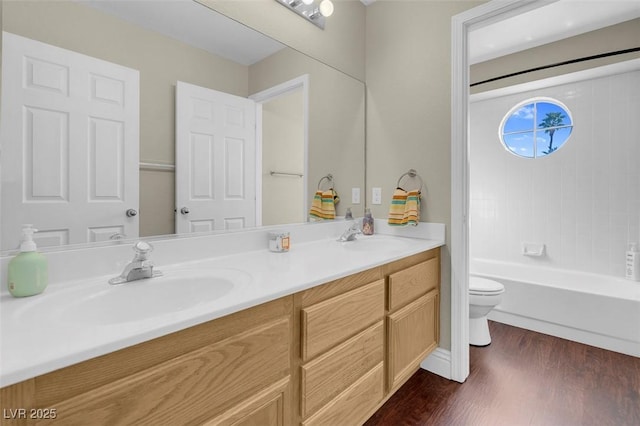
[317,174,334,190]
[396,169,424,192]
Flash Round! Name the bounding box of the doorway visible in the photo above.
[251,75,309,226]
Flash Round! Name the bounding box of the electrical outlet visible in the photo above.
[352,187,361,204]
[372,187,382,205]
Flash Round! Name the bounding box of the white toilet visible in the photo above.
[469,277,505,346]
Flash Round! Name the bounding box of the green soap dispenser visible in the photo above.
[8,224,48,297]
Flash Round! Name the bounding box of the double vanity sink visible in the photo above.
[0,222,444,387]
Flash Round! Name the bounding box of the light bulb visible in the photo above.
[319,0,334,17]
[302,0,314,4]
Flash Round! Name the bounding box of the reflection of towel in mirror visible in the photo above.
[309,189,337,220]
[388,188,408,225]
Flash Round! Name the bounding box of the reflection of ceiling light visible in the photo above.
[319,0,334,17]
[275,0,332,30]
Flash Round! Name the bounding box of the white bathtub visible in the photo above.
[471,259,640,357]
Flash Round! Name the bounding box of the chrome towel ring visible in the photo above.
[317,174,334,190]
[396,169,424,192]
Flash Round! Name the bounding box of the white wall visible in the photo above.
[470,66,640,277]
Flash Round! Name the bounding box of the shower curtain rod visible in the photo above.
[471,46,640,87]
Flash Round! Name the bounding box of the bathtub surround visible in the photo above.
[470,62,640,277]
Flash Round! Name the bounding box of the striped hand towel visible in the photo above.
[309,189,336,220]
[403,189,421,226]
[388,188,408,226]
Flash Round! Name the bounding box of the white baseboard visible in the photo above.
[420,347,451,380]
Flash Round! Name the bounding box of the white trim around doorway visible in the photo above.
[450,0,549,383]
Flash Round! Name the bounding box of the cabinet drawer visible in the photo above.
[301,321,383,419]
[301,279,384,361]
[49,318,291,425]
[205,377,291,426]
[388,257,438,312]
[387,289,439,390]
[302,363,384,426]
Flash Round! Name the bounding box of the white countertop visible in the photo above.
[0,220,444,387]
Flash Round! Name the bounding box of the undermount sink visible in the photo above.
[337,235,412,252]
[54,269,251,325]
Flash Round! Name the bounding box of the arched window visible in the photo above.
[500,97,573,158]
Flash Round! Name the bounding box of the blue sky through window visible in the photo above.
[501,99,573,158]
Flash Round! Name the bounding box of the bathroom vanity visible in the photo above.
[0,221,443,425]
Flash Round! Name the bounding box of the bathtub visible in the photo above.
[471,259,640,357]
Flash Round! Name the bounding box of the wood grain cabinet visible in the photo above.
[0,297,293,426]
[385,251,440,392]
[299,278,385,425]
[0,247,440,426]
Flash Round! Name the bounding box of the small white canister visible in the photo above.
[268,231,290,253]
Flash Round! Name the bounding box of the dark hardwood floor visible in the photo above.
[365,321,640,426]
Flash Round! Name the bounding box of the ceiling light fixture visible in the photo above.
[275,0,334,30]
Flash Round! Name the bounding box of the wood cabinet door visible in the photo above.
[387,289,439,391]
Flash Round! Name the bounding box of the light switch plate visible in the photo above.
[372,187,382,205]
[352,188,361,204]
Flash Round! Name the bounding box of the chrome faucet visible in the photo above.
[109,241,163,285]
[337,221,361,242]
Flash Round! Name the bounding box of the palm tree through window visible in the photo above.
[500,98,573,158]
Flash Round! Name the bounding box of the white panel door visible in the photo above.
[0,32,140,250]
[175,81,256,234]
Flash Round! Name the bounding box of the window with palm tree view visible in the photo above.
[500,98,573,158]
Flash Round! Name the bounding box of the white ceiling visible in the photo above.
[469,0,640,64]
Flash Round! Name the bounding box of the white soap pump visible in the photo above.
[626,242,640,282]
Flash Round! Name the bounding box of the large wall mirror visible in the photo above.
[0,0,365,252]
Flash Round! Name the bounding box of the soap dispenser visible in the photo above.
[8,225,48,297]
[362,208,374,235]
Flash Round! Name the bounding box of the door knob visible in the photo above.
[126,209,138,217]
[180,207,190,215]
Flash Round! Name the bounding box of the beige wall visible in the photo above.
[198,0,366,82]
[471,18,640,93]
[2,0,249,238]
[250,48,366,218]
[365,1,484,350]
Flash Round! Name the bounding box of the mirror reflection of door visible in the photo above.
[175,81,257,234]
[260,88,305,226]
[0,32,140,250]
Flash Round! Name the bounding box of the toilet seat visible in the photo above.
[469,277,504,296]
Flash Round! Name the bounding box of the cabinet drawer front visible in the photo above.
[301,279,384,361]
[301,321,383,419]
[388,257,438,312]
[302,363,384,426]
[50,318,291,426]
[387,289,438,390]
[206,377,291,426]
